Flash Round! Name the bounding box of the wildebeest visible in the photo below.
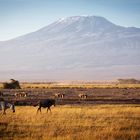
[3,79,21,89]
[0,101,15,115]
[78,93,87,99]
[55,93,65,99]
[15,92,28,98]
[34,99,55,113]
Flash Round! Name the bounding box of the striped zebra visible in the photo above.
[0,101,15,115]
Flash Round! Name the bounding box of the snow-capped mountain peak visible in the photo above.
[39,15,117,34]
[0,15,140,81]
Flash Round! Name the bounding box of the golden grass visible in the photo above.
[0,82,140,89]
[0,105,140,140]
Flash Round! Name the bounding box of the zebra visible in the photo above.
[0,101,15,115]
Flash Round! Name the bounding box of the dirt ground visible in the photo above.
[0,87,140,105]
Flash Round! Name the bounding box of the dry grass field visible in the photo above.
[1,83,140,89]
[0,83,140,139]
[0,105,140,140]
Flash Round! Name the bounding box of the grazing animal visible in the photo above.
[15,92,20,97]
[34,99,55,113]
[0,101,15,115]
[55,93,65,99]
[21,92,28,97]
[3,79,21,89]
[79,93,87,99]
[15,92,28,98]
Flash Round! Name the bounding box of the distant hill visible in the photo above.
[0,16,140,81]
[118,79,140,84]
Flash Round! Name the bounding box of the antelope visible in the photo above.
[15,92,28,98]
[55,93,65,99]
[78,93,87,99]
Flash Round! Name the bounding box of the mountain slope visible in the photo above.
[0,16,140,81]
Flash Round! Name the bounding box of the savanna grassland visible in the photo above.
[1,82,140,89]
[0,82,140,140]
[0,105,140,140]
[20,83,140,89]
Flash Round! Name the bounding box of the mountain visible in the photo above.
[0,16,140,81]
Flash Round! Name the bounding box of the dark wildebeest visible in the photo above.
[34,99,55,113]
[0,101,15,115]
[78,93,87,99]
[3,79,21,89]
[55,93,65,99]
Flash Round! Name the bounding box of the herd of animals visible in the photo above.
[0,91,88,99]
[0,79,88,115]
[1,79,140,115]
[0,91,87,115]
[0,98,55,115]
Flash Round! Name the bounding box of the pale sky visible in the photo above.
[0,0,140,41]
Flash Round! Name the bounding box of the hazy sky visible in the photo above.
[0,0,140,41]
